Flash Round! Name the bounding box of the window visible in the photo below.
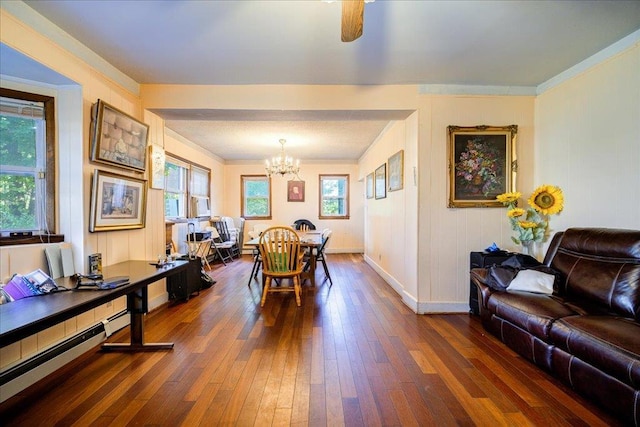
[319,174,349,219]
[0,89,56,234]
[241,175,271,219]
[164,154,210,219]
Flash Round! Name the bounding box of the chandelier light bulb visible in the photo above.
[265,139,301,178]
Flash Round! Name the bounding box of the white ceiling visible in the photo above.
[11,0,640,161]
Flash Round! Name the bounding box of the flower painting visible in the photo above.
[448,125,517,208]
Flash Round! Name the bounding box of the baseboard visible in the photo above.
[363,255,470,315]
[0,311,129,403]
[416,302,470,314]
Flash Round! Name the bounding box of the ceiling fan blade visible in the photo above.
[341,0,364,42]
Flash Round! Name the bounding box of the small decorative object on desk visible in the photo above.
[88,253,102,275]
[497,184,564,255]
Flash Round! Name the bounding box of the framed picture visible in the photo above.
[366,172,374,199]
[375,163,386,199]
[388,150,404,191]
[287,180,305,202]
[448,125,517,208]
[90,99,149,172]
[89,169,147,232]
[148,144,165,189]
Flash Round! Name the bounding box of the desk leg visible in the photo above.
[102,286,174,352]
[300,248,317,287]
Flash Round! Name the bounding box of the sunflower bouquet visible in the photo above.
[496,185,564,245]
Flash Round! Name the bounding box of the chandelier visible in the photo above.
[265,139,300,178]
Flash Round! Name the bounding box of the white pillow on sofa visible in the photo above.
[506,269,555,294]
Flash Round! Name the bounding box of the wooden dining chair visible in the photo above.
[258,226,304,307]
[303,228,333,286]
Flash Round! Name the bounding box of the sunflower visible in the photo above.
[507,208,525,218]
[518,221,539,229]
[496,192,521,204]
[528,185,564,215]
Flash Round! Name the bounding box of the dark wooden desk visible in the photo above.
[247,232,322,286]
[0,260,188,352]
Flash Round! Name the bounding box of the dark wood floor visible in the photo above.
[0,254,622,426]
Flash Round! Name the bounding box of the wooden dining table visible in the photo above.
[246,231,323,287]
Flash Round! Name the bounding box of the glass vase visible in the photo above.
[521,240,533,256]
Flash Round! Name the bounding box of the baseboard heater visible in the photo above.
[0,310,127,386]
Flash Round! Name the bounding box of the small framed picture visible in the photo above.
[148,144,165,189]
[287,180,305,202]
[90,169,147,232]
[375,163,386,199]
[388,150,404,192]
[366,172,374,199]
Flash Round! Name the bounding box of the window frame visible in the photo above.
[0,88,57,239]
[319,174,350,220]
[164,153,211,220]
[241,175,272,220]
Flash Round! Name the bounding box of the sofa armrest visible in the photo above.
[470,268,495,313]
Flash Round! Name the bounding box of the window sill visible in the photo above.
[0,234,64,246]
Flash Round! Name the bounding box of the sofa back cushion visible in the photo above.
[548,228,640,321]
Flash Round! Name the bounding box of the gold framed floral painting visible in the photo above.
[448,125,517,208]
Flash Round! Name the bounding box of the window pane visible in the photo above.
[191,166,209,197]
[0,97,46,232]
[165,162,185,193]
[0,115,38,168]
[0,174,37,230]
[242,175,271,218]
[164,160,187,218]
[319,175,349,219]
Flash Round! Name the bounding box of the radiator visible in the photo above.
[0,310,128,402]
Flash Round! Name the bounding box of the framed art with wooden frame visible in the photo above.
[90,169,147,232]
[90,99,149,172]
[287,180,305,202]
[366,172,374,199]
[375,163,386,199]
[388,149,404,192]
[448,124,517,208]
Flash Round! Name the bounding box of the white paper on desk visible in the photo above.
[60,243,75,277]
[44,245,63,279]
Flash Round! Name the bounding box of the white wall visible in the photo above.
[359,118,419,310]
[535,43,640,231]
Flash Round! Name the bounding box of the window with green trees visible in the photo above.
[0,89,55,234]
[241,175,271,219]
[319,174,349,219]
[164,154,210,219]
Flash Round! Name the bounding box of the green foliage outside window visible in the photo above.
[243,177,270,217]
[0,115,38,230]
[320,176,348,217]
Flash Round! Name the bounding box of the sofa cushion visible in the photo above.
[550,228,640,321]
[550,315,640,389]
[486,292,577,340]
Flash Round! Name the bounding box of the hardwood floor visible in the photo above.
[0,254,622,426]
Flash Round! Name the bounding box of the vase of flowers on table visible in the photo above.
[496,185,564,255]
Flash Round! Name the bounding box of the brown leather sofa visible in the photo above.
[470,228,640,426]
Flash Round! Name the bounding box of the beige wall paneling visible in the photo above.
[535,43,640,234]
